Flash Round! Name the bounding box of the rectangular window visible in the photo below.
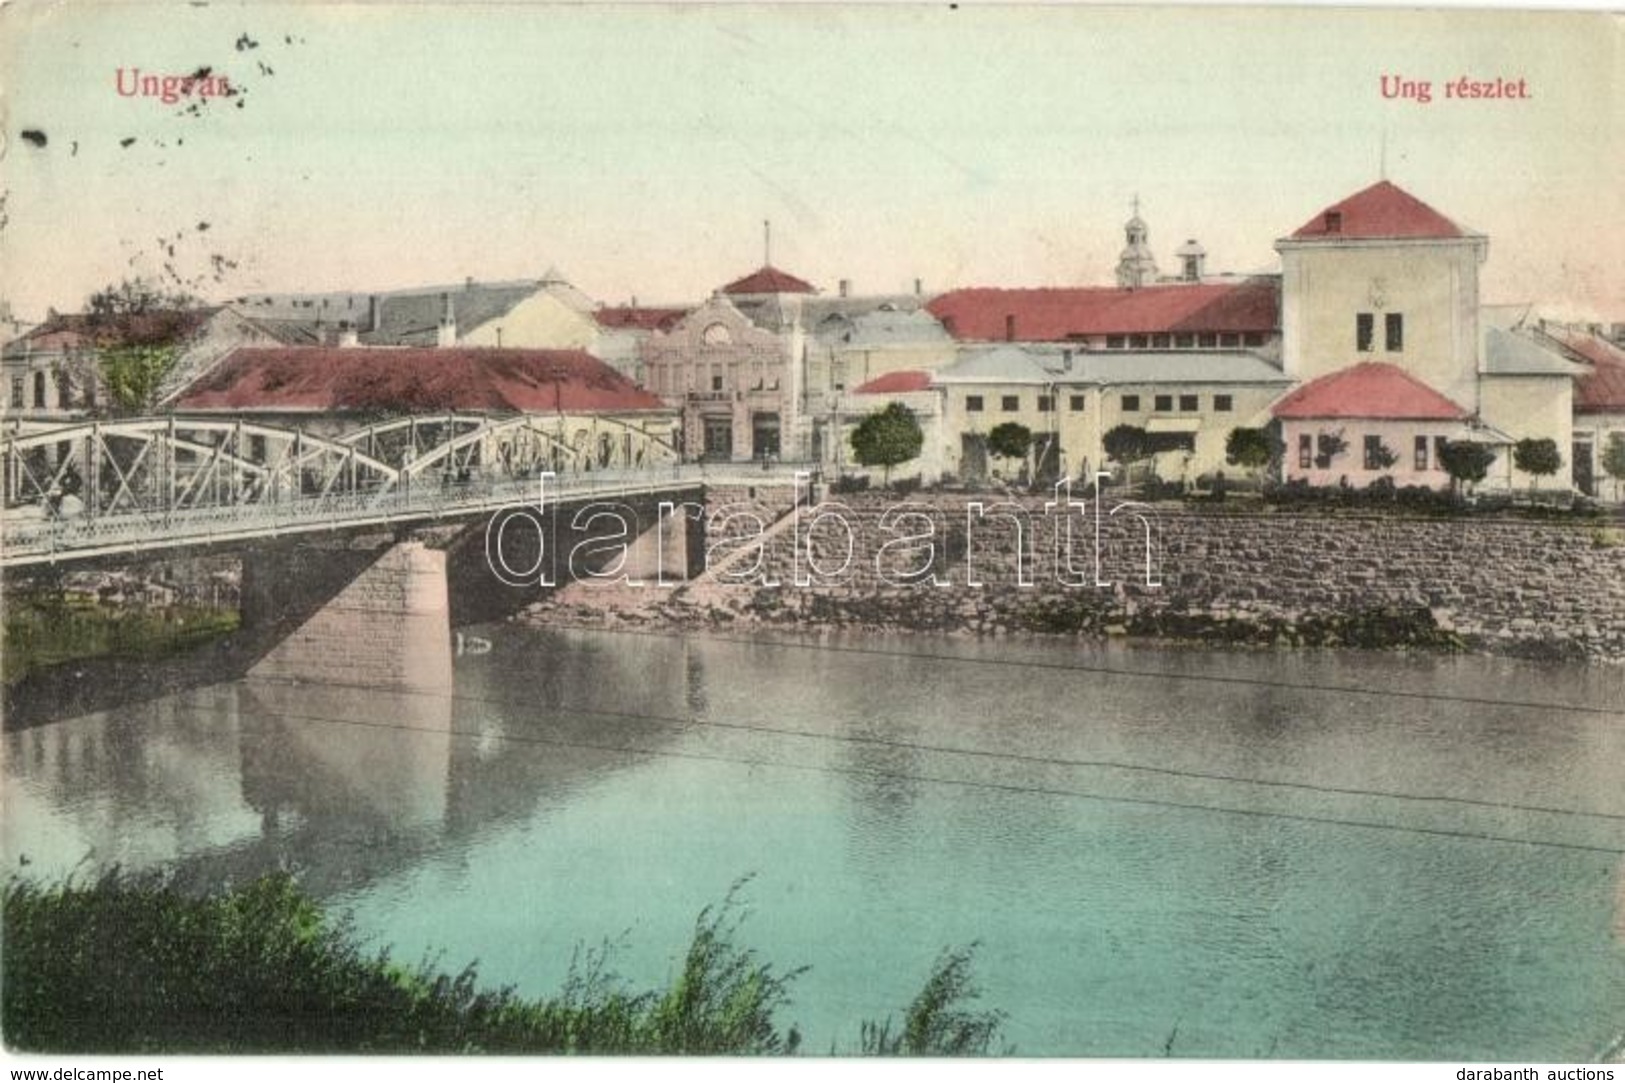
[1121,394,1141,412]
[965,395,984,413]
[1357,313,1375,352]
[1001,395,1020,412]
[1219,332,1241,348]
[1414,435,1429,471]
[1069,394,1087,412]
[1151,334,1171,349]
[711,374,724,392]
[1386,313,1404,352]
[1036,395,1054,412]
[1129,334,1149,349]
[1434,436,1449,470]
[1298,433,1312,469]
[1179,394,1199,412]
[1106,335,1126,350]
[1174,333,1196,349]
[1154,394,1173,412]
[1214,394,1233,412]
[1363,434,1385,470]
[1316,434,1339,465]
[1198,333,1219,348]
[1243,332,1266,348]
[8,376,21,408]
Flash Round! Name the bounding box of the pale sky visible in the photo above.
[1,2,1620,322]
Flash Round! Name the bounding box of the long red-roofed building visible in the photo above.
[177,346,669,415]
[926,277,1278,348]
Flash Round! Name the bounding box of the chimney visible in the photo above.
[337,320,358,348]
[465,276,476,292]
[437,292,457,348]
[914,278,923,296]
[1005,313,1016,342]
[368,294,382,333]
[839,279,851,298]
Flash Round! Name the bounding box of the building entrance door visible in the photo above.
[703,417,733,461]
[961,433,988,483]
[1574,439,1595,496]
[751,413,781,459]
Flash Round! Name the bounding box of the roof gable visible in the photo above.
[594,306,689,333]
[721,265,817,296]
[1271,362,1469,420]
[1483,327,1586,377]
[1289,181,1468,241]
[1553,330,1625,413]
[357,285,544,346]
[852,370,933,394]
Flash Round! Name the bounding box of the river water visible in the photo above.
[5,626,1624,1059]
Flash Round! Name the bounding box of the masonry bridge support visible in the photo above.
[242,489,707,690]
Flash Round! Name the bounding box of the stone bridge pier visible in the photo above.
[241,489,707,687]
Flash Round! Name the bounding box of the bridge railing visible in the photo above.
[1,461,820,564]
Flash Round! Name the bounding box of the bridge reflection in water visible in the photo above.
[3,626,708,900]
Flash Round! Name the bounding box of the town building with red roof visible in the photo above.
[1270,364,1489,490]
[926,278,1278,351]
[641,255,952,463]
[171,346,679,462]
[1265,179,1588,493]
[1,306,290,420]
[175,346,668,417]
[1542,327,1625,495]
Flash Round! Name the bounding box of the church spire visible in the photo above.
[1116,195,1159,289]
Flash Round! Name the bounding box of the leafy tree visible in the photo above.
[849,401,924,486]
[86,278,199,319]
[1368,440,1398,471]
[1601,433,1625,501]
[99,344,182,416]
[1438,439,1499,495]
[1102,424,1149,465]
[1224,427,1273,473]
[986,422,1032,463]
[984,422,1033,485]
[1512,437,1563,492]
[78,277,203,416]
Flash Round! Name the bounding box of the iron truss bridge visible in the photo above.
[1,414,805,568]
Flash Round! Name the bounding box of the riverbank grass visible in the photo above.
[2,593,238,685]
[2,873,1004,1055]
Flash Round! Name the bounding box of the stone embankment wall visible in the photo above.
[530,492,1625,661]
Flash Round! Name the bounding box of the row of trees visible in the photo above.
[1218,424,1575,494]
[844,406,1625,499]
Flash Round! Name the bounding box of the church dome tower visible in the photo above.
[1115,197,1160,289]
